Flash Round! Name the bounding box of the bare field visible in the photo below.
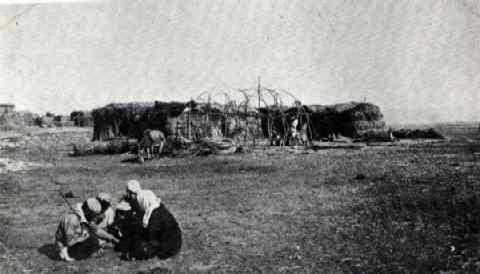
[1,129,480,273]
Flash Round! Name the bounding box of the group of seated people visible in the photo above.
[55,180,182,261]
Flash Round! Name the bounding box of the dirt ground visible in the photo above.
[1,128,479,273]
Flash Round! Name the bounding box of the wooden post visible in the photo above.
[257,76,261,110]
[187,111,191,140]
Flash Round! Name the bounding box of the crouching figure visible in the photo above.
[55,193,119,261]
[116,180,182,260]
[110,200,148,260]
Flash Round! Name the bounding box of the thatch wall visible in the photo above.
[70,111,93,127]
[92,100,386,142]
[92,101,262,142]
[168,103,225,141]
[259,105,314,141]
[92,101,186,141]
[259,102,387,140]
[307,102,387,139]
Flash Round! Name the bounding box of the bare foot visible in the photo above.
[59,250,75,261]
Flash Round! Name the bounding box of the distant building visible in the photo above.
[16,111,36,126]
[0,104,15,115]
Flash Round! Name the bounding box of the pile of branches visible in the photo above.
[164,136,239,157]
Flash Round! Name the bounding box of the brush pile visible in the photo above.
[164,136,239,157]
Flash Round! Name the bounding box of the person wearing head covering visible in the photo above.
[95,192,115,232]
[123,180,182,260]
[126,180,141,198]
[110,201,147,260]
[55,195,119,261]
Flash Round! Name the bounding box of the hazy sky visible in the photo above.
[1,0,479,124]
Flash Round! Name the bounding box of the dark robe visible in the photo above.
[112,201,182,260]
[144,203,182,259]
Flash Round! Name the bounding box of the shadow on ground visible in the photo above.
[38,237,100,261]
[137,267,171,274]
[121,157,141,163]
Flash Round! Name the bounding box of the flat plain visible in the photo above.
[1,127,480,273]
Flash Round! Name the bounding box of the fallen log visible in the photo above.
[71,138,137,156]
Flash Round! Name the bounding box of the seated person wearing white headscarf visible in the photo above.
[122,180,182,260]
[55,193,119,261]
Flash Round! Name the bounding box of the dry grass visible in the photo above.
[0,128,479,273]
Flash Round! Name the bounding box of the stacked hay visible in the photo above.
[307,102,387,139]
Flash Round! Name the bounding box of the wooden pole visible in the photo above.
[257,76,261,110]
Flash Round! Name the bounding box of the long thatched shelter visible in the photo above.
[91,83,389,144]
[91,100,264,142]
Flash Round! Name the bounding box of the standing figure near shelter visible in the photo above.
[55,193,119,261]
[286,118,300,146]
[299,123,310,146]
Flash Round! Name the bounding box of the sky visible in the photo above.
[0,0,479,124]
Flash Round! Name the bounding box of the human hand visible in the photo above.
[77,229,89,242]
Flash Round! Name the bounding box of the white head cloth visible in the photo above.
[136,190,161,228]
[97,192,112,203]
[126,180,141,194]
